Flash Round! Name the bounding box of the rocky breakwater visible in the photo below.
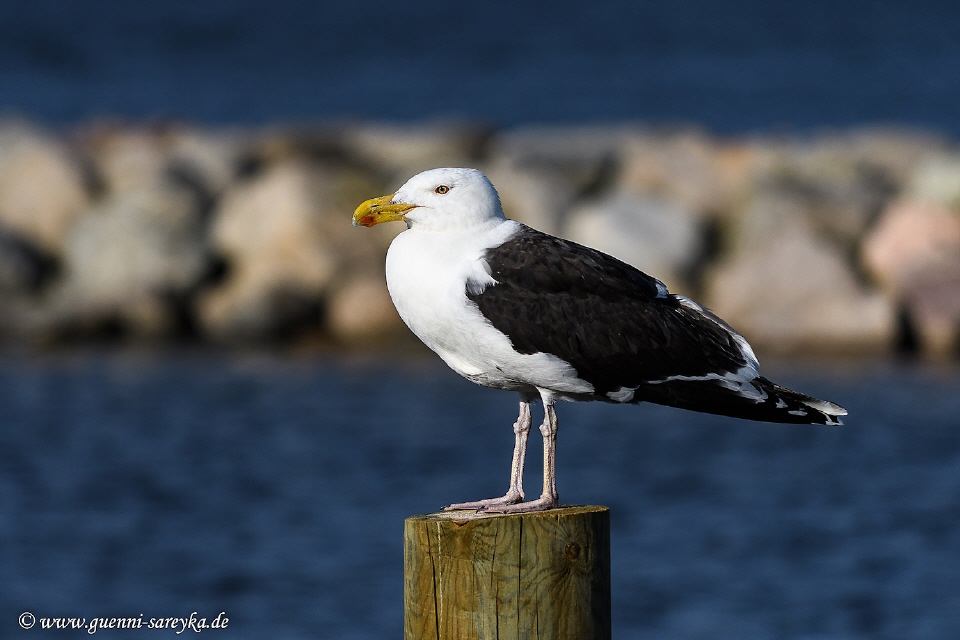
[1,117,958,358]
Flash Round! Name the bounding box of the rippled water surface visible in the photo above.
[1,350,959,638]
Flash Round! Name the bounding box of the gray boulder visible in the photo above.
[52,182,210,338]
[563,190,703,292]
[707,213,894,354]
[482,125,626,234]
[342,122,487,183]
[618,128,747,217]
[198,159,373,342]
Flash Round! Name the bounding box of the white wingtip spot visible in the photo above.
[607,386,637,402]
[647,368,766,402]
[802,398,847,417]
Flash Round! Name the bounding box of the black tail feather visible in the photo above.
[634,375,846,425]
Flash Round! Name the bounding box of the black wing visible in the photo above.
[468,225,754,398]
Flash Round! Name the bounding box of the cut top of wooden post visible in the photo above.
[404,505,611,640]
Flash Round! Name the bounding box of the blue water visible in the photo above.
[1,349,958,638]
[2,0,960,135]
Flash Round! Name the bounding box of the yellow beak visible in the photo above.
[352,194,417,227]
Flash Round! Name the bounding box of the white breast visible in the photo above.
[385,220,592,397]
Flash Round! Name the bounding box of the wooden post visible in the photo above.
[404,505,610,640]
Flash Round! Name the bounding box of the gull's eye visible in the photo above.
[434,185,450,195]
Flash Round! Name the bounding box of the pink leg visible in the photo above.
[482,400,559,514]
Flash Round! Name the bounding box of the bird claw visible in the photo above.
[480,496,559,514]
[442,492,524,512]
[442,494,558,514]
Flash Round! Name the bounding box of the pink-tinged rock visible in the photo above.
[862,200,960,355]
[862,200,960,289]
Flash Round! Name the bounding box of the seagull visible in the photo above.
[353,167,846,513]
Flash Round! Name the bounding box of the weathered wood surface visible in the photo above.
[404,505,610,640]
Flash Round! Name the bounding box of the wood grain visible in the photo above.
[404,505,610,640]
